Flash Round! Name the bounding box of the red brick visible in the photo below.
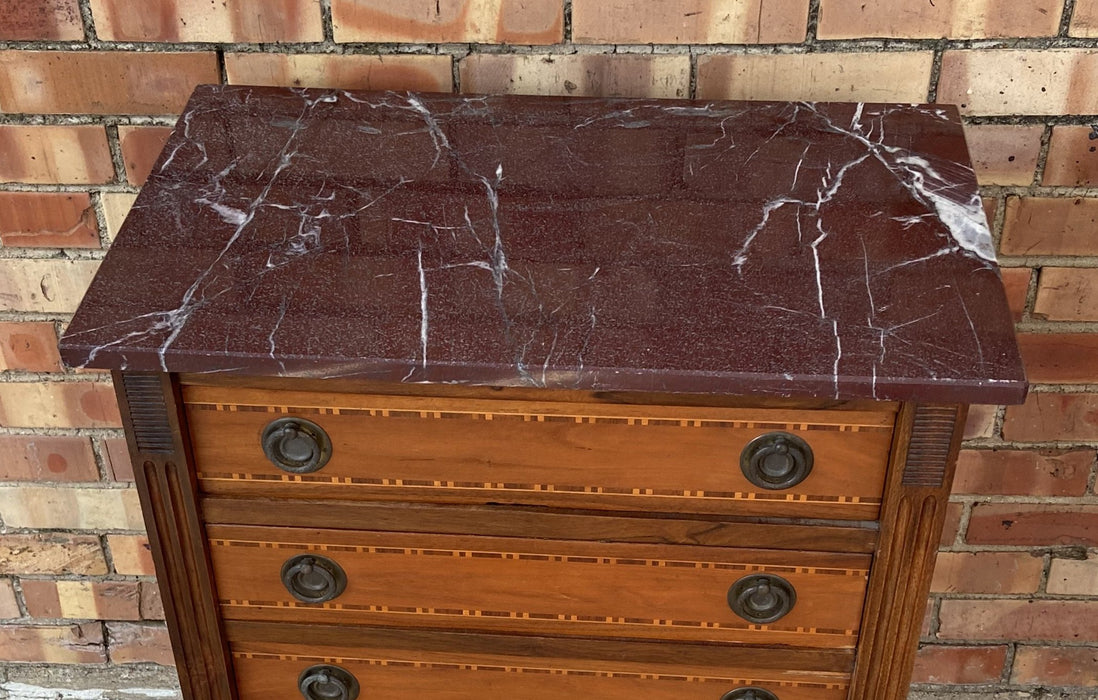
[1000,196,1098,256]
[102,437,134,482]
[1072,0,1098,37]
[118,126,172,186]
[940,502,964,547]
[0,435,97,482]
[460,54,691,99]
[1013,645,1098,686]
[819,0,1060,39]
[106,622,174,665]
[1003,392,1098,442]
[0,623,105,663]
[0,322,62,372]
[0,485,144,530]
[939,50,1098,116]
[573,0,809,44]
[963,403,998,439]
[332,0,563,44]
[954,449,1093,497]
[0,578,20,619]
[90,0,322,42]
[963,124,1043,186]
[0,0,83,40]
[911,644,1007,684]
[1018,334,1098,384]
[0,259,101,313]
[139,582,164,620]
[225,53,452,93]
[939,599,1098,642]
[107,535,155,576]
[1034,268,1098,322]
[0,50,219,115]
[967,503,1098,547]
[930,551,1043,594]
[21,580,141,620]
[1048,554,1098,595]
[1043,125,1098,186]
[0,381,121,429]
[0,534,106,575]
[1000,267,1031,322]
[0,192,99,248]
[0,125,113,184]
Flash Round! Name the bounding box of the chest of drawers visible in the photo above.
[61,86,1026,700]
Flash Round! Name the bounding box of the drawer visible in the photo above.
[208,525,871,648]
[228,622,853,700]
[184,386,895,519]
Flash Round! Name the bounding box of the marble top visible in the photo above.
[60,85,1026,403]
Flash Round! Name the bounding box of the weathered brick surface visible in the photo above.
[1000,267,1031,322]
[818,0,1062,39]
[1034,268,1098,322]
[911,645,1008,685]
[102,437,134,482]
[938,50,1098,116]
[0,259,100,314]
[89,0,323,42]
[938,599,1098,642]
[0,535,106,576]
[941,502,964,547]
[0,50,219,115]
[953,448,1093,496]
[0,322,63,372]
[1047,554,1098,595]
[931,551,1044,594]
[139,582,164,620]
[0,192,100,248]
[1012,645,1098,685]
[118,126,173,187]
[0,485,144,530]
[331,0,563,44]
[1018,333,1098,384]
[225,53,453,92]
[0,0,83,40]
[99,192,138,241]
[21,580,142,621]
[1043,125,1098,186]
[1001,197,1098,256]
[461,54,691,98]
[0,435,97,482]
[963,403,998,439]
[1072,0,1098,37]
[967,504,1098,547]
[572,0,810,44]
[963,125,1043,186]
[0,125,113,184]
[1004,392,1098,442]
[696,52,933,103]
[0,380,120,428]
[0,578,20,619]
[0,623,105,663]
[106,622,174,665]
[106,535,155,576]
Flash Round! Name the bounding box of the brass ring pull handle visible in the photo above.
[740,432,813,490]
[262,417,332,473]
[727,574,796,624]
[720,688,779,700]
[298,664,359,700]
[281,554,347,604]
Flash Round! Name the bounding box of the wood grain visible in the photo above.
[184,386,893,519]
[208,525,870,648]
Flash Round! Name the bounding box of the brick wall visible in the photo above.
[0,0,1095,697]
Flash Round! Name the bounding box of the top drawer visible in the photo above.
[183,386,895,520]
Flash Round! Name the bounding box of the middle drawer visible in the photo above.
[208,525,871,649]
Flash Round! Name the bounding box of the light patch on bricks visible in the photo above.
[1,683,181,699]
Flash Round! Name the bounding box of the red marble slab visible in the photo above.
[60,85,1026,403]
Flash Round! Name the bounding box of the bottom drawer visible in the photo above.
[228,622,853,700]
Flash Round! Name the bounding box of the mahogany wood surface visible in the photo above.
[208,525,870,648]
[184,386,894,520]
[199,496,880,553]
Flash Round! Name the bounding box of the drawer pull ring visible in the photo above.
[727,574,796,624]
[740,432,813,490]
[298,664,359,700]
[262,417,333,473]
[720,689,779,700]
[281,554,347,603]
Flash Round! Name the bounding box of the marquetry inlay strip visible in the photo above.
[233,652,850,689]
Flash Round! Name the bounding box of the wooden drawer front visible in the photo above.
[184,386,895,519]
[230,626,852,700]
[209,526,870,648]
